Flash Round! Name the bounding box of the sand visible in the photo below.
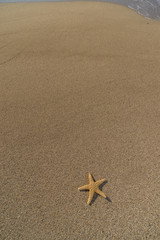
[0,2,160,239]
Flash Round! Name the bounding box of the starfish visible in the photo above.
[78,173,107,205]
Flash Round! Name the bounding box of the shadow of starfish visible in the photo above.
[89,173,112,206]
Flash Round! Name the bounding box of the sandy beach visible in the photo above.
[0,2,160,239]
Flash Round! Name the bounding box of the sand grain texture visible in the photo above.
[0,2,160,240]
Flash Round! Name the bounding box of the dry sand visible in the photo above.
[0,2,160,239]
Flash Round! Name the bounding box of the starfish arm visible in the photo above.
[87,189,94,205]
[95,188,106,198]
[89,172,94,184]
[78,184,90,191]
[96,178,106,186]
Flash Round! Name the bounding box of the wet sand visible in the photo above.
[0,2,160,239]
[1,0,160,20]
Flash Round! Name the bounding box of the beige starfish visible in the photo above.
[78,173,107,205]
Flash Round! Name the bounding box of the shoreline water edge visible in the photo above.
[0,0,160,20]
